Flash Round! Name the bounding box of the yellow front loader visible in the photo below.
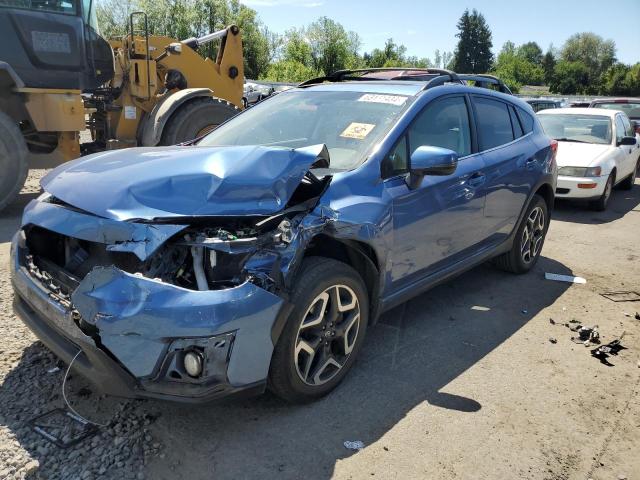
[0,5,244,211]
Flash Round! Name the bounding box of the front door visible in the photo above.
[384,95,488,294]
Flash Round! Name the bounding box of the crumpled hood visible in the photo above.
[556,142,612,168]
[41,144,327,221]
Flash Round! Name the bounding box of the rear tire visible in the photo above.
[268,257,369,403]
[493,194,548,274]
[619,159,638,190]
[0,111,28,212]
[589,173,614,211]
[159,97,239,145]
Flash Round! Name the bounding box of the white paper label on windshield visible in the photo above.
[124,105,136,120]
[358,94,407,106]
[340,122,376,140]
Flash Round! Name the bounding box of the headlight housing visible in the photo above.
[558,166,602,177]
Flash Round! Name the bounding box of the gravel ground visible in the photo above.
[0,167,639,479]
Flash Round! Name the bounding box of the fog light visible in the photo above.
[184,351,203,377]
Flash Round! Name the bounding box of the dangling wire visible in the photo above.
[62,350,110,427]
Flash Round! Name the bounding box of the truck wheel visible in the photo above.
[0,111,28,211]
[268,257,369,403]
[159,97,240,145]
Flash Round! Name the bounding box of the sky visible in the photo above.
[239,0,640,64]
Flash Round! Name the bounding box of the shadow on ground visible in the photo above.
[553,182,640,225]
[1,252,574,479]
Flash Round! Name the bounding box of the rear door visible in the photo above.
[616,114,638,179]
[384,95,487,293]
[470,95,535,242]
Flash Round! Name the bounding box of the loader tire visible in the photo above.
[159,97,240,145]
[0,111,28,212]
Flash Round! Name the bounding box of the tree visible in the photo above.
[549,60,589,94]
[492,41,544,92]
[305,17,359,75]
[451,9,493,73]
[261,60,316,82]
[559,32,616,93]
[542,47,556,85]
[517,41,543,65]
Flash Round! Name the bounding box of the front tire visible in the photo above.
[493,194,548,274]
[159,97,239,145]
[269,257,369,403]
[589,172,614,211]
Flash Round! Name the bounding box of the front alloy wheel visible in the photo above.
[294,285,361,386]
[269,257,368,403]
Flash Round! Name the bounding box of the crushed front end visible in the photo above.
[10,197,309,402]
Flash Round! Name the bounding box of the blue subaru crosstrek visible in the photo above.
[11,69,557,403]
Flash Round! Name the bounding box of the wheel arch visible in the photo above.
[534,182,554,212]
[302,234,382,324]
[139,88,214,147]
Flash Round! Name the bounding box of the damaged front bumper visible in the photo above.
[11,201,290,403]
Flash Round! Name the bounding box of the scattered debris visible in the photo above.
[569,325,600,346]
[600,291,640,303]
[29,408,99,448]
[522,309,528,314]
[47,366,60,374]
[549,337,557,344]
[623,312,631,317]
[344,440,365,451]
[635,312,640,320]
[545,273,586,284]
[591,333,627,366]
[471,305,490,312]
[549,318,556,325]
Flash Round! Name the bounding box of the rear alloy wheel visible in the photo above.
[589,173,614,211]
[493,194,548,274]
[269,257,368,403]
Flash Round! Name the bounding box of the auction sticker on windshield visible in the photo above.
[340,122,376,140]
[358,94,407,106]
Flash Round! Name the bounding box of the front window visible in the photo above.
[592,102,640,120]
[538,114,612,145]
[0,0,78,15]
[198,90,411,171]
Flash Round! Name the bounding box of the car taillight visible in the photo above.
[550,139,558,170]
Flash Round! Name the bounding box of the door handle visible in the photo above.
[525,157,537,169]
[467,172,486,187]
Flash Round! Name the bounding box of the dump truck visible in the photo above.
[0,1,244,211]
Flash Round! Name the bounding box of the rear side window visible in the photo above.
[509,106,524,138]
[517,107,534,134]
[620,115,634,137]
[615,115,626,143]
[473,96,514,150]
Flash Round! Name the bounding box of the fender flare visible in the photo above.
[139,88,213,147]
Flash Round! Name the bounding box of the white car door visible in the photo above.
[621,114,640,171]
[614,114,635,180]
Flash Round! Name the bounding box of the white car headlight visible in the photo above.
[558,166,602,177]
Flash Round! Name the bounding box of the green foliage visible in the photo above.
[542,48,556,85]
[492,41,544,92]
[600,62,640,96]
[549,60,589,94]
[261,60,316,83]
[451,9,493,73]
[517,42,543,65]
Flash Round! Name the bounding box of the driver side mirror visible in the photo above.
[407,146,458,189]
[618,136,637,146]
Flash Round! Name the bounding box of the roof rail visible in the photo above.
[299,67,460,87]
[456,74,512,94]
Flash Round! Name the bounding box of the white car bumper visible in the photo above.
[555,175,608,199]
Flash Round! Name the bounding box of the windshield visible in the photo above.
[198,90,411,171]
[538,114,612,145]
[0,0,78,15]
[592,102,640,120]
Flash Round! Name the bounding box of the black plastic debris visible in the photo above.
[591,338,626,366]
[635,312,640,321]
[600,291,640,303]
[549,337,557,344]
[29,408,99,448]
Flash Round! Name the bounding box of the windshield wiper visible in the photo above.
[555,138,589,143]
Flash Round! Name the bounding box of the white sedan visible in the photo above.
[537,108,640,210]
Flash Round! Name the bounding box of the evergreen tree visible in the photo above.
[542,47,556,85]
[451,9,493,73]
